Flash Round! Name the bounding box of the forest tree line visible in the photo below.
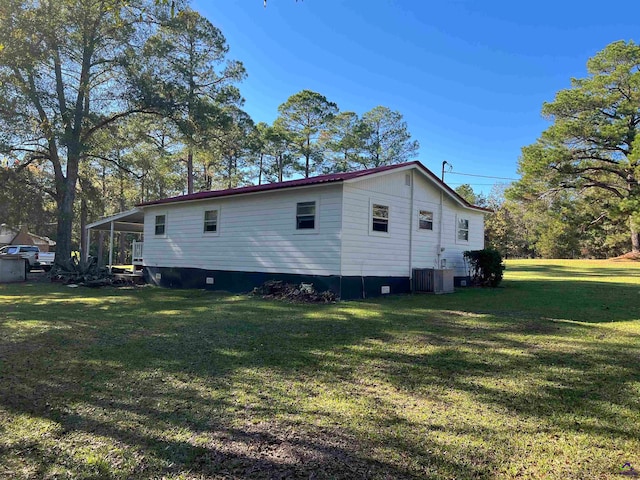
[0,0,419,262]
[1,1,638,260]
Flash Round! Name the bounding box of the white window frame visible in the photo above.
[202,207,220,237]
[418,209,434,231]
[369,200,390,236]
[456,215,470,243]
[293,198,319,234]
[154,212,167,237]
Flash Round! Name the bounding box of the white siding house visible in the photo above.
[142,184,344,277]
[87,161,489,299]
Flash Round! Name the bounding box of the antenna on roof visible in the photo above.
[441,161,452,182]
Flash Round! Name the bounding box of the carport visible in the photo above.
[85,208,145,270]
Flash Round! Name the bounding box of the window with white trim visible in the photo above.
[419,210,433,230]
[203,209,218,233]
[457,218,469,242]
[155,214,166,235]
[372,204,389,233]
[296,201,316,230]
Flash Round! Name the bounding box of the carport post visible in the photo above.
[108,221,114,271]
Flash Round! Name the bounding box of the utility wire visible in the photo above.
[448,171,519,181]
[448,183,503,186]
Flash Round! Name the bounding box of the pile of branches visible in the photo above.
[50,257,123,287]
[251,280,337,303]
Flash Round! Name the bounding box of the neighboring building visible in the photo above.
[86,161,490,299]
[0,224,56,252]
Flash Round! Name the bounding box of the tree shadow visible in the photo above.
[0,279,639,478]
[0,288,495,478]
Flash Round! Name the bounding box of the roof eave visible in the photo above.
[135,160,494,214]
[137,179,346,208]
[344,161,491,213]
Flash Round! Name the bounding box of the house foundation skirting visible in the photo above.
[143,266,412,300]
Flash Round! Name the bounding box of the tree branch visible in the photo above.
[86,153,143,179]
[579,176,625,198]
[81,109,161,142]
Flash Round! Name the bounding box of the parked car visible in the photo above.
[0,245,40,271]
[38,251,55,271]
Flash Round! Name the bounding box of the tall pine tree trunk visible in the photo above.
[305,135,310,178]
[118,172,126,264]
[98,231,105,267]
[119,234,126,264]
[631,219,640,253]
[187,148,194,194]
[629,179,639,253]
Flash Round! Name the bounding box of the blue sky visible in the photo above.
[192,0,639,193]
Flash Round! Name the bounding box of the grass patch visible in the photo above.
[0,259,639,478]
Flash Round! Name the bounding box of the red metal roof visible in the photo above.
[137,161,491,212]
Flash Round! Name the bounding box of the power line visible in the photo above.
[448,183,503,186]
[448,171,519,181]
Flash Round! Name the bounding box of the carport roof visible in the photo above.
[85,208,145,233]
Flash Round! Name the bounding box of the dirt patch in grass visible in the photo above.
[189,422,396,479]
[611,251,640,261]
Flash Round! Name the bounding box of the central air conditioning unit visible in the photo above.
[412,268,454,294]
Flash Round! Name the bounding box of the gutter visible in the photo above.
[408,169,415,290]
[437,190,444,268]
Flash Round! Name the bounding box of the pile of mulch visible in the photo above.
[50,275,144,288]
[611,252,640,261]
[250,280,338,303]
[27,269,144,288]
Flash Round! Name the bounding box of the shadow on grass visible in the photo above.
[0,288,478,478]
[0,279,639,478]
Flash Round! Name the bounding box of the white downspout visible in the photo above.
[437,190,444,268]
[408,170,415,291]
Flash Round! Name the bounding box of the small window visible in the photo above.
[372,204,389,233]
[296,201,316,230]
[457,218,469,241]
[419,210,433,230]
[204,209,218,233]
[155,214,166,235]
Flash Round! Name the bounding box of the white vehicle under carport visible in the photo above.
[38,251,55,271]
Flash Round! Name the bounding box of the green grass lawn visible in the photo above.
[1,259,639,479]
